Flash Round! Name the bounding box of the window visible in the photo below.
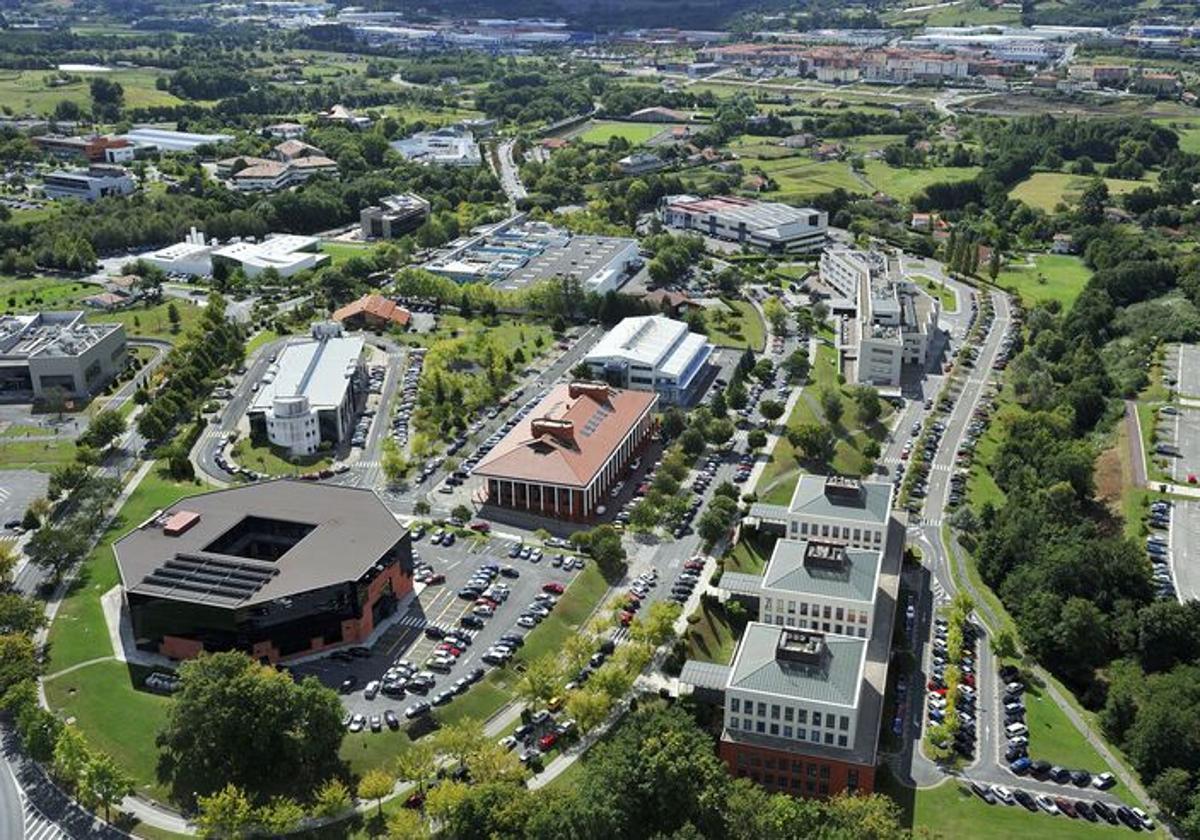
[799,522,807,534]
[785,616,795,627]
[812,712,822,727]
[743,717,752,730]
[756,720,765,734]
[731,698,740,713]
[835,607,844,621]
[757,702,767,717]
[821,524,830,537]
[819,765,830,779]
[807,765,817,778]
[806,781,816,794]
[819,782,829,796]
[730,717,739,730]
[839,716,850,731]
[784,707,794,722]
[771,705,780,720]
[791,521,799,535]
[769,723,779,736]
[797,709,808,724]
[823,605,831,619]
[853,528,861,541]
[783,725,793,738]
[837,735,848,747]
[787,600,796,614]
[847,770,859,791]
[825,732,834,745]
[799,603,808,616]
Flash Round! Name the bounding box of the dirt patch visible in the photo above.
[1094,442,1125,517]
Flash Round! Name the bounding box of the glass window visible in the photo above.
[853,528,861,541]
[840,715,850,731]
[764,597,773,611]
[784,707,794,722]
[824,732,834,745]
[819,765,830,779]
[771,704,780,720]
[757,702,767,717]
[743,717,752,730]
[838,735,848,747]
[797,709,808,724]
[848,770,859,791]
[812,712,822,727]
[769,723,779,736]
[835,607,844,621]
[730,717,739,730]
[783,725,793,738]
[807,765,817,778]
[823,605,831,619]
[787,600,796,614]
[800,603,808,616]
[731,698,740,713]
[756,720,765,734]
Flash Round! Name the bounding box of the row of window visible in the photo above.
[730,716,850,747]
[764,614,869,638]
[730,697,851,731]
[788,519,883,546]
[738,771,831,796]
[763,598,869,625]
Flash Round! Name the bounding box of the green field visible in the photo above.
[753,157,865,200]
[88,299,204,342]
[684,600,738,665]
[1009,172,1156,213]
[0,67,184,115]
[862,160,981,201]
[231,438,332,477]
[0,438,76,470]
[577,120,671,146]
[0,277,94,314]
[321,242,379,267]
[1175,125,1200,154]
[704,299,766,351]
[994,254,1092,309]
[913,275,958,313]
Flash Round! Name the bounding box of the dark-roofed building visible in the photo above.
[474,382,657,520]
[115,481,413,663]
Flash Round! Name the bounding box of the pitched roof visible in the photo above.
[474,383,658,488]
[332,293,411,327]
[727,623,865,707]
[274,139,324,159]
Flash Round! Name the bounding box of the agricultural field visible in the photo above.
[576,120,672,146]
[861,160,982,201]
[0,67,184,115]
[754,157,865,200]
[1008,171,1157,213]
[994,254,1092,309]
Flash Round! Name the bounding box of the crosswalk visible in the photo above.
[932,579,949,605]
[21,795,67,840]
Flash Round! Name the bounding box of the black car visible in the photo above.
[1092,801,1116,824]
[467,667,485,684]
[499,634,525,648]
[458,588,482,600]
[460,615,485,629]
[1049,766,1070,784]
[1030,760,1052,777]
[1014,790,1036,811]
[384,710,400,730]
[1075,801,1096,822]
[405,701,432,719]
[338,676,358,694]
[514,723,534,740]
[425,625,447,640]
[432,690,455,706]
[1116,806,1141,830]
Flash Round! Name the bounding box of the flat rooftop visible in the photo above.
[250,333,364,413]
[585,315,693,368]
[728,623,866,707]
[666,194,821,230]
[0,311,122,359]
[761,538,882,603]
[115,481,407,607]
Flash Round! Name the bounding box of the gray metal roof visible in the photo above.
[782,475,892,525]
[761,538,880,603]
[727,622,865,707]
[719,571,765,597]
[115,480,407,607]
[679,660,732,690]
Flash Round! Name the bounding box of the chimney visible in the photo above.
[568,381,611,401]
[530,417,575,445]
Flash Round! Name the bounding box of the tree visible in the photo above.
[195,784,255,840]
[53,725,92,793]
[988,248,1001,282]
[789,423,834,462]
[632,600,681,646]
[1148,767,1193,818]
[762,296,788,334]
[515,655,563,708]
[851,385,882,425]
[465,742,526,785]
[167,302,182,334]
[311,777,352,818]
[0,634,38,696]
[83,409,126,450]
[381,438,407,486]
[25,525,88,583]
[358,768,394,817]
[820,388,843,425]
[386,809,430,840]
[157,652,345,806]
[434,718,485,770]
[698,496,739,547]
[451,504,472,523]
[660,407,686,441]
[578,524,626,576]
[991,627,1020,659]
[413,500,431,517]
[680,427,706,456]
[565,688,612,734]
[394,740,436,796]
[1079,178,1109,226]
[0,594,45,637]
[705,419,734,446]
[80,751,133,822]
[49,462,89,499]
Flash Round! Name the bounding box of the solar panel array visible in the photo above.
[579,404,612,438]
[136,553,279,605]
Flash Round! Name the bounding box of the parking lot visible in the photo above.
[0,469,48,531]
[1163,498,1196,602]
[288,527,590,724]
[1166,343,1200,399]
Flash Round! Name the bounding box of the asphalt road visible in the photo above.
[1169,499,1199,602]
[496,140,528,204]
[1169,343,1200,399]
[1,751,23,840]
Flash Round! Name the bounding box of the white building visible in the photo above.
[390,126,481,166]
[749,475,894,555]
[659,194,827,253]
[246,323,365,456]
[142,229,329,279]
[42,165,135,202]
[121,127,234,153]
[583,315,713,405]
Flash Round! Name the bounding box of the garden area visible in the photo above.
[231,438,332,477]
[702,299,766,351]
[993,254,1092,309]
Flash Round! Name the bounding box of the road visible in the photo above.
[495,139,528,205]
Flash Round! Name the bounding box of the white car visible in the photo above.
[1035,795,1059,815]
[1131,808,1154,830]
[990,785,1014,805]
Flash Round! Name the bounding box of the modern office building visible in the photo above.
[659,194,827,253]
[32,133,135,163]
[749,475,894,553]
[114,481,414,663]
[246,323,366,456]
[360,193,431,239]
[423,220,640,294]
[390,126,481,166]
[0,311,127,400]
[582,315,713,406]
[720,538,883,640]
[142,228,329,279]
[41,164,135,202]
[474,382,658,521]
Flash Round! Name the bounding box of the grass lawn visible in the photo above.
[0,438,76,470]
[862,160,981,201]
[1008,172,1156,213]
[912,275,958,313]
[231,438,332,477]
[46,464,208,672]
[724,530,773,575]
[0,67,183,115]
[577,120,670,146]
[321,242,378,267]
[705,299,766,351]
[684,600,739,664]
[245,329,281,355]
[43,661,172,800]
[753,157,865,201]
[1175,125,1200,155]
[88,299,204,343]
[994,254,1092,309]
[0,276,95,314]
[879,773,1137,840]
[0,423,54,437]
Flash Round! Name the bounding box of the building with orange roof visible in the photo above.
[332,294,412,330]
[474,382,658,521]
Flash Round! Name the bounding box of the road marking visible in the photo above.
[21,794,67,840]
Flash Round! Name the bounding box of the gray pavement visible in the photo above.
[1170,499,1200,602]
[1168,343,1200,399]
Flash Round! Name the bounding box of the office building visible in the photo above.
[246,323,366,456]
[32,133,135,163]
[42,164,135,202]
[390,126,481,166]
[121,127,234,153]
[360,193,431,239]
[749,475,893,553]
[114,481,414,663]
[659,194,827,253]
[582,315,713,406]
[0,311,127,400]
[617,152,668,174]
[474,382,658,521]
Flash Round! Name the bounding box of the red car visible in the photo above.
[619,610,634,626]
[436,644,463,656]
[538,732,558,750]
[626,589,644,601]
[930,687,947,696]
[962,674,976,687]
[684,560,704,571]
[469,521,492,533]
[427,573,445,585]
[542,582,565,595]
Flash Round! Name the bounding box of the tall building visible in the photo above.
[659,194,827,253]
[114,481,413,663]
[582,315,713,406]
[474,382,658,521]
[0,311,127,400]
[246,323,366,456]
[360,193,431,239]
[682,475,899,799]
